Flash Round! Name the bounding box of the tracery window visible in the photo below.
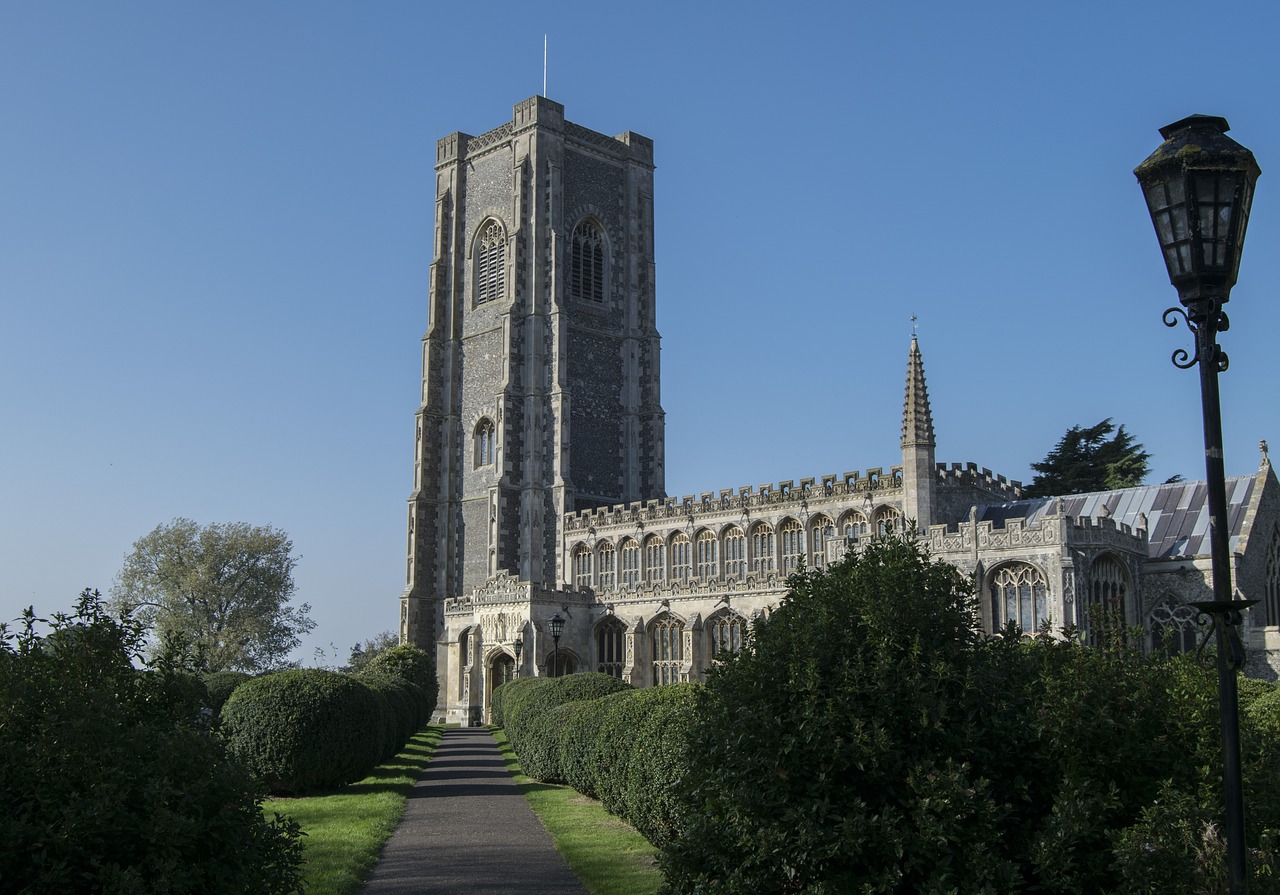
[597,542,617,591]
[696,530,719,579]
[619,539,640,589]
[570,219,606,302]
[1266,526,1280,626]
[839,512,868,542]
[651,614,684,685]
[644,535,664,583]
[670,533,691,581]
[1149,595,1202,657]
[596,616,627,679]
[1085,555,1129,646]
[810,515,833,569]
[723,526,745,578]
[990,563,1049,634]
[751,523,775,575]
[572,545,593,590]
[874,507,901,538]
[707,610,744,659]
[474,418,495,468]
[475,219,506,304]
[780,519,804,574]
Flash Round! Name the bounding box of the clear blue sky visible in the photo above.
[3,1,1278,664]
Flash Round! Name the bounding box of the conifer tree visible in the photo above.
[1023,418,1152,498]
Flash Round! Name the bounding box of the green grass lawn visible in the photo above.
[264,726,443,895]
[491,727,663,895]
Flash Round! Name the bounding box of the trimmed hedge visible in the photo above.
[506,673,632,780]
[363,643,438,720]
[359,671,421,759]
[492,672,693,849]
[201,670,251,722]
[220,668,383,794]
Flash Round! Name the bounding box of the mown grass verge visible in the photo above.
[264,725,443,895]
[491,726,662,895]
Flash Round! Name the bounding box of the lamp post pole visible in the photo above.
[513,637,523,679]
[1135,114,1261,895]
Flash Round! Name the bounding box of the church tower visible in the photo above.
[900,335,936,532]
[400,97,664,650]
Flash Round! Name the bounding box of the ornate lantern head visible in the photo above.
[1134,115,1260,312]
[548,612,565,641]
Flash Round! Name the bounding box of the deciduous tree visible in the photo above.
[111,518,314,673]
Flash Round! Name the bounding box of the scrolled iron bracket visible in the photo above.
[1192,599,1259,672]
[1164,301,1230,373]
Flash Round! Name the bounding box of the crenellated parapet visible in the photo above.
[444,572,580,616]
[935,462,1023,499]
[565,466,906,533]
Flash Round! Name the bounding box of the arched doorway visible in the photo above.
[486,652,515,723]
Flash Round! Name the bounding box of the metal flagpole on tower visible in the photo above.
[543,35,547,96]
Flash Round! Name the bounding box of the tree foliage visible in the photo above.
[347,629,399,673]
[659,536,1280,895]
[0,590,303,893]
[1023,418,1152,498]
[111,518,314,673]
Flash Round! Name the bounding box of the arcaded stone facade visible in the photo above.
[403,97,1280,725]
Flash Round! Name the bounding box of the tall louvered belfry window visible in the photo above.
[571,219,605,302]
[475,220,506,304]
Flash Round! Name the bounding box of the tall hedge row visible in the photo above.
[492,672,695,849]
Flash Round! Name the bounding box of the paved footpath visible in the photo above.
[360,727,592,895]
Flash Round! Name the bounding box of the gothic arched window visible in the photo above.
[1086,555,1129,646]
[475,219,506,304]
[474,418,495,468]
[597,541,617,590]
[1149,595,1202,656]
[780,518,804,574]
[644,535,665,583]
[572,545,593,590]
[696,530,719,579]
[619,539,640,589]
[596,616,627,679]
[707,610,745,659]
[809,515,833,569]
[670,533,691,581]
[651,614,684,685]
[839,511,868,542]
[750,523,775,575]
[723,526,745,578]
[990,563,1049,634]
[570,219,605,302]
[874,507,901,538]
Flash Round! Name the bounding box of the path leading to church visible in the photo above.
[359,727,591,895]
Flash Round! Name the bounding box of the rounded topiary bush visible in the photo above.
[363,643,438,720]
[359,672,417,758]
[495,676,555,746]
[219,669,383,794]
[559,690,629,798]
[620,683,699,848]
[201,670,252,722]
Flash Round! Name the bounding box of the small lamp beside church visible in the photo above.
[513,637,523,679]
[549,613,565,678]
[1135,113,1261,895]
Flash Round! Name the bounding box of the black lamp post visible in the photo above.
[513,637,523,679]
[1135,114,1261,895]
[548,612,565,678]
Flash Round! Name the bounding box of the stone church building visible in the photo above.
[399,96,1280,725]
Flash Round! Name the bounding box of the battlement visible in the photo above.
[936,461,1023,497]
[921,506,1146,556]
[564,466,906,530]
